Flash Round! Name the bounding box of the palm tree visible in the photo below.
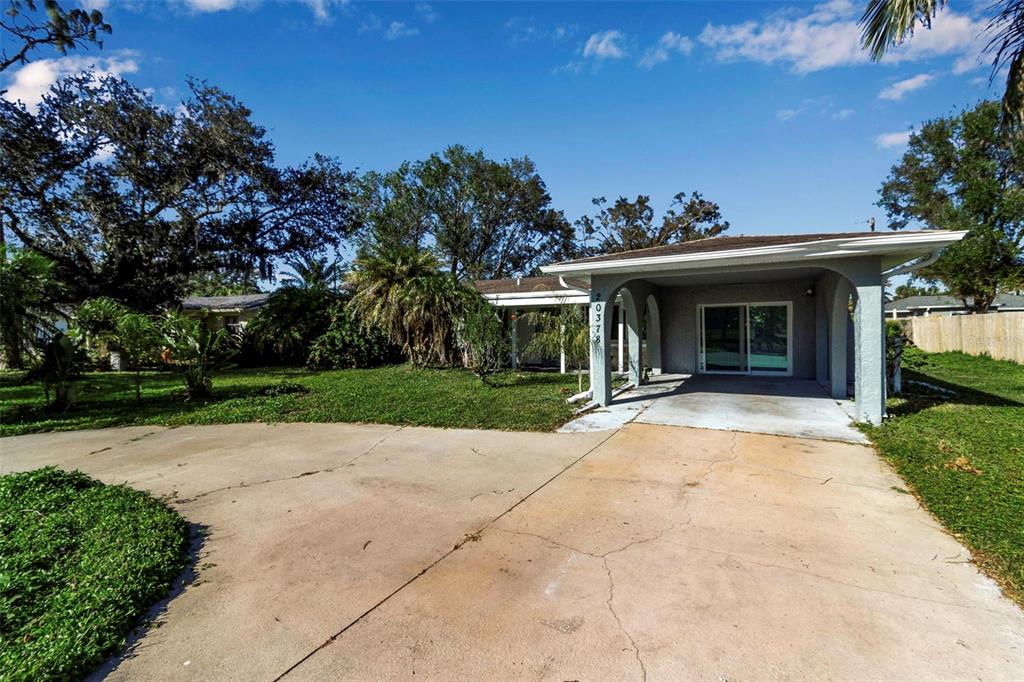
[280,254,344,291]
[347,245,469,367]
[859,0,1023,128]
[524,304,590,392]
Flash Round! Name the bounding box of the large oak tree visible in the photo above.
[0,74,357,309]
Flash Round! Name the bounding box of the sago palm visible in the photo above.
[860,0,1023,128]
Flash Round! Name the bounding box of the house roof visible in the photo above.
[541,230,968,279]
[473,276,588,295]
[181,293,272,311]
[886,293,1024,311]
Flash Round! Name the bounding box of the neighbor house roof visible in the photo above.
[181,293,272,311]
[886,293,1024,311]
[473,276,588,295]
[541,230,968,279]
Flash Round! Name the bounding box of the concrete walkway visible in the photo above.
[1,422,1021,680]
[561,374,868,443]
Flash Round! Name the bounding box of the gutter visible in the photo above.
[882,248,943,279]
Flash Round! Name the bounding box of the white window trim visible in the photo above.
[697,301,793,377]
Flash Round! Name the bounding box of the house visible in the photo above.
[181,293,272,332]
[885,293,1024,318]
[537,230,967,425]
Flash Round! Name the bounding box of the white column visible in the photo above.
[829,279,851,399]
[510,313,518,369]
[854,282,886,425]
[559,321,566,374]
[625,297,642,387]
[617,306,624,373]
[590,288,614,406]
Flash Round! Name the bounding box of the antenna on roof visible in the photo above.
[868,217,876,232]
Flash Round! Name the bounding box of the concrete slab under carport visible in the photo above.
[561,374,867,443]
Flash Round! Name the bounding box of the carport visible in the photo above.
[541,230,967,425]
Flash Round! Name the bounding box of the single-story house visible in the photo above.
[181,293,272,332]
[536,230,967,425]
[885,293,1024,318]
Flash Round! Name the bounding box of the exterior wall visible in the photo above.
[660,281,818,378]
[185,309,260,332]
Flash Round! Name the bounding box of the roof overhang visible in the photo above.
[481,289,590,308]
[540,231,968,281]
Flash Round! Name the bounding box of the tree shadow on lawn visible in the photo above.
[887,368,1023,419]
[86,521,209,681]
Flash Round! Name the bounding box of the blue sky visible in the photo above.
[3,0,995,238]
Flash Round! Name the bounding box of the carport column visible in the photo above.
[829,278,851,400]
[624,291,643,387]
[854,276,886,425]
[645,293,662,376]
[617,307,624,372]
[559,321,566,374]
[589,280,616,406]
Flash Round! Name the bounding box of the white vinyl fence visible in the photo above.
[909,312,1024,364]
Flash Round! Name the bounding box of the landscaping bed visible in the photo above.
[0,468,189,680]
[862,348,1024,607]
[0,365,581,437]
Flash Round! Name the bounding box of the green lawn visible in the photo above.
[0,467,189,680]
[0,365,582,437]
[862,348,1024,607]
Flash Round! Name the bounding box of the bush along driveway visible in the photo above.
[862,348,1024,607]
[0,365,580,437]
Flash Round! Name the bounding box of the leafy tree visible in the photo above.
[161,312,229,401]
[307,300,400,369]
[1,0,111,72]
[524,305,590,392]
[459,294,508,384]
[877,101,1023,311]
[347,244,470,367]
[859,0,1024,128]
[0,245,57,368]
[113,312,161,402]
[357,146,574,280]
[0,74,357,310]
[243,286,337,365]
[29,332,84,409]
[185,268,262,297]
[577,191,729,255]
[892,281,943,299]
[279,253,344,291]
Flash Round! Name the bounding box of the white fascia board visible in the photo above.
[539,231,969,278]
[483,292,590,308]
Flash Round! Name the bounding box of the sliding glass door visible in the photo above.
[700,302,792,376]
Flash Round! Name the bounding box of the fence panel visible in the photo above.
[909,312,1024,364]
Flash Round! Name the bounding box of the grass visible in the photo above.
[862,348,1024,607]
[0,467,189,680]
[0,365,582,437]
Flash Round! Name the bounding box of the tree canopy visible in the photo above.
[1,0,111,73]
[576,191,729,255]
[356,145,574,281]
[0,75,357,310]
[877,100,1023,311]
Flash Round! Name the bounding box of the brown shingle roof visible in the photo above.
[552,231,938,266]
[473,276,589,295]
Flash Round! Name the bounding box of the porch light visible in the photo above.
[805,287,815,296]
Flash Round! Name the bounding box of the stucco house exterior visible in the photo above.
[537,230,967,425]
[181,293,271,332]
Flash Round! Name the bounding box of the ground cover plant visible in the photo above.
[862,348,1024,607]
[0,365,580,436]
[0,468,189,680]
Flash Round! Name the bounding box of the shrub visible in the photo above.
[23,333,87,410]
[162,313,230,400]
[459,295,508,384]
[0,468,188,680]
[244,287,337,365]
[307,302,399,369]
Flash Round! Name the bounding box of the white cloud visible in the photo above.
[179,0,348,21]
[2,51,139,111]
[384,21,418,40]
[182,0,241,11]
[552,60,584,76]
[832,107,854,120]
[415,3,437,23]
[504,18,577,44]
[878,73,935,100]
[639,31,693,69]
[583,30,627,60]
[776,108,801,121]
[876,130,912,148]
[358,13,382,34]
[79,0,110,9]
[699,1,985,74]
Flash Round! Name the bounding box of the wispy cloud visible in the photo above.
[878,73,935,100]
[699,0,985,74]
[774,96,852,123]
[176,0,349,22]
[638,31,693,69]
[832,107,854,120]
[415,3,437,24]
[385,21,418,40]
[2,51,140,111]
[876,130,912,148]
[583,30,628,60]
[504,17,578,45]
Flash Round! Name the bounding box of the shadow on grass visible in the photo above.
[87,521,209,682]
[887,369,1023,419]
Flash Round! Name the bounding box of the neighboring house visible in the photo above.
[181,293,272,332]
[885,294,1024,318]
[533,230,967,425]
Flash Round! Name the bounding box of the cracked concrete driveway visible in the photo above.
[2,422,1022,681]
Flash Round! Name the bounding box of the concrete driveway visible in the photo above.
[2,422,1021,681]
